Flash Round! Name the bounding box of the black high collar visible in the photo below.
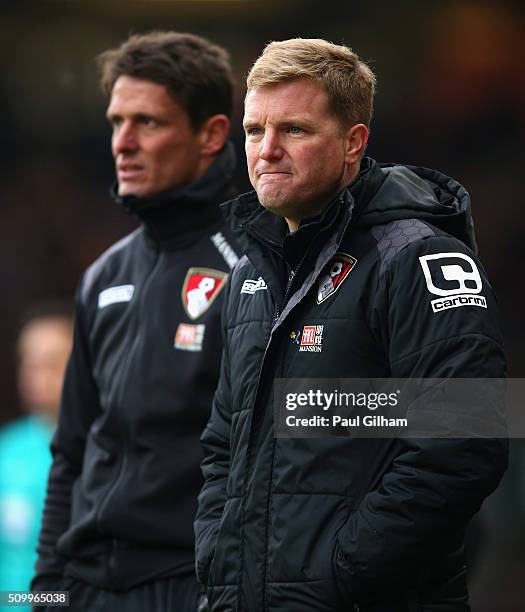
[111,142,236,247]
[225,157,383,268]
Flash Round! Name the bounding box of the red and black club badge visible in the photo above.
[182,267,227,320]
[316,253,357,304]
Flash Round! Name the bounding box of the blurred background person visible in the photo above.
[0,302,73,610]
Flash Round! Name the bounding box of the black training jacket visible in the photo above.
[34,145,241,591]
[195,158,507,611]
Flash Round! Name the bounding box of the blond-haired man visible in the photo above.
[195,39,506,611]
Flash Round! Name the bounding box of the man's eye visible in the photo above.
[288,126,303,135]
[246,127,261,136]
[139,116,156,126]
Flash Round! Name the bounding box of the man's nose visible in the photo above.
[259,130,284,161]
[113,122,138,156]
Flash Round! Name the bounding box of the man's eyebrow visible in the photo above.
[280,115,315,125]
[243,116,315,127]
[106,111,158,122]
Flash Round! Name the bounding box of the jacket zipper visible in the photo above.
[239,196,355,610]
[273,246,310,324]
[95,247,161,586]
[248,242,310,467]
[248,249,308,610]
[272,269,293,324]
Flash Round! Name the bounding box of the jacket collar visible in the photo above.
[111,142,236,246]
[221,158,384,310]
[223,157,383,267]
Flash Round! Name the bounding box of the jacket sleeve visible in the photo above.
[32,278,102,588]
[335,235,508,595]
[194,283,233,587]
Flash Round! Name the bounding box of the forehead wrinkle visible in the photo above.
[244,82,332,126]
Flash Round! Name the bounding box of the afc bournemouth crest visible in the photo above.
[182,267,227,320]
[317,252,357,304]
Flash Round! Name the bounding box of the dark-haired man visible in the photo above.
[195,38,507,611]
[33,31,240,611]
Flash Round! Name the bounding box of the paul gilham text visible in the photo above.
[285,415,408,428]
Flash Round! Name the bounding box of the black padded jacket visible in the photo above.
[195,158,507,611]
[35,145,241,591]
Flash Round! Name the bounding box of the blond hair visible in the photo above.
[246,38,376,128]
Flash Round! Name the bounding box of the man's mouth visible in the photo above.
[118,165,145,180]
[258,171,292,178]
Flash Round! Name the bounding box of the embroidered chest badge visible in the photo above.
[182,267,227,320]
[290,325,324,352]
[316,252,357,304]
[174,323,206,352]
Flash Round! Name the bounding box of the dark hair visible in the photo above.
[98,31,235,129]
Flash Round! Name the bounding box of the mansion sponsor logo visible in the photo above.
[418,252,487,313]
[174,323,205,352]
[290,325,324,352]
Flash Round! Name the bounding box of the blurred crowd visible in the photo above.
[0,1,523,609]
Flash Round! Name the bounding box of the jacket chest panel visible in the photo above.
[89,247,229,429]
[278,268,387,379]
[227,318,273,417]
[282,316,384,378]
[234,276,275,322]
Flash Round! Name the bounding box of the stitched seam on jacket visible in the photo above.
[267,578,337,585]
[391,333,505,365]
[270,492,348,497]
[225,319,271,330]
[263,437,278,612]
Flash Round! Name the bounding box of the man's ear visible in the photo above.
[344,123,369,166]
[199,114,231,156]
